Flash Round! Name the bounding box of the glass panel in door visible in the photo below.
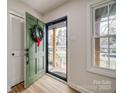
[47,18,67,80]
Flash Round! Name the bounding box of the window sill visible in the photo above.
[87,66,116,79]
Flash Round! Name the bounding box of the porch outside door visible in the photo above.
[25,13,45,88]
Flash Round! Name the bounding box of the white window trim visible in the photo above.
[86,0,116,78]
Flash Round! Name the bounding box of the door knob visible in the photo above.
[12,53,15,56]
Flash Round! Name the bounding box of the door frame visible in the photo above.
[46,16,68,81]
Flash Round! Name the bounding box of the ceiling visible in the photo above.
[19,0,72,15]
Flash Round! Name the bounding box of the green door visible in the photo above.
[24,12,45,88]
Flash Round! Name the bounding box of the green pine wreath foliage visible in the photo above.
[31,24,44,42]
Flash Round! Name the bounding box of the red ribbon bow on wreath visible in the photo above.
[36,37,41,46]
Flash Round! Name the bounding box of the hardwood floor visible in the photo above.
[9,75,80,93]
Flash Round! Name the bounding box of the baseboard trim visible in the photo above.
[68,82,94,93]
[7,86,11,92]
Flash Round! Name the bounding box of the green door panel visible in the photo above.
[25,12,45,88]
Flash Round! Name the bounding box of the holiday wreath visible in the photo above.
[31,24,44,47]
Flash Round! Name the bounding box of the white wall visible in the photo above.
[7,0,43,92]
[43,0,116,93]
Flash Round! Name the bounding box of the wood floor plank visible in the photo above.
[10,75,80,93]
